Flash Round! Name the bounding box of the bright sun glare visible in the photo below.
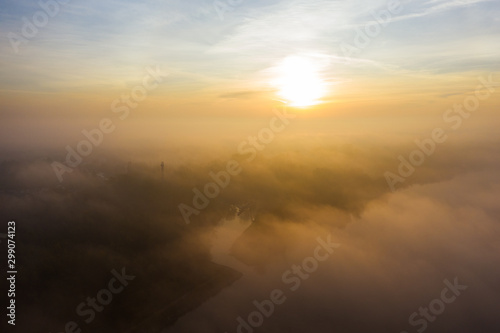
[274,55,327,107]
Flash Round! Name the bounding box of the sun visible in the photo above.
[273,55,327,107]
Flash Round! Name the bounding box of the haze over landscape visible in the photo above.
[0,0,499,332]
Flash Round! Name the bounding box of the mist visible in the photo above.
[1,129,499,332]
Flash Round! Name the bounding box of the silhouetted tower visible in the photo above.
[160,161,165,181]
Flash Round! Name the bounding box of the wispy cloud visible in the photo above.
[392,0,494,22]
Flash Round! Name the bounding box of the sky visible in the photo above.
[0,1,500,333]
[1,0,499,107]
[0,0,499,155]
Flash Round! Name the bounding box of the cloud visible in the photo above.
[393,0,494,23]
[218,90,267,99]
[1,133,499,332]
[168,165,500,333]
